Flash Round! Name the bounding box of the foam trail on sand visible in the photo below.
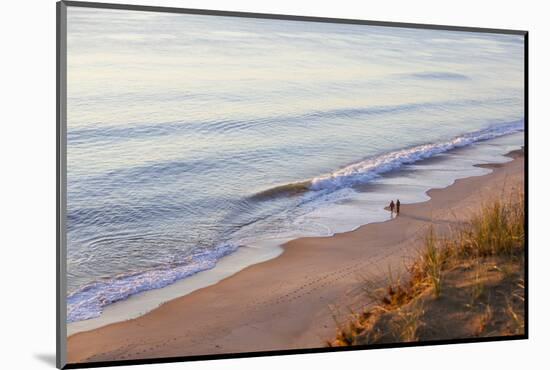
[252,121,523,200]
[309,121,523,191]
[67,243,239,322]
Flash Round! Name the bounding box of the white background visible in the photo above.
[1,0,548,368]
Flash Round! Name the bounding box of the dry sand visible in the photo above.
[67,150,524,364]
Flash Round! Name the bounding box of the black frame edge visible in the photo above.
[57,1,68,369]
[61,0,527,35]
[523,32,529,339]
[64,335,528,369]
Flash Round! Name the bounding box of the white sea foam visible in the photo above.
[67,242,239,322]
[310,121,523,191]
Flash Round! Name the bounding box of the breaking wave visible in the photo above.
[67,242,239,322]
[253,121,523,199]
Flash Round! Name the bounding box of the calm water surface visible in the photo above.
[66,8,524,322]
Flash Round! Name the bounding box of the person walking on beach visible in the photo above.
[396,199,401,215]
[389,200,395,216]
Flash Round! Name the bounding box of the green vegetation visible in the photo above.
[328,190,525,346]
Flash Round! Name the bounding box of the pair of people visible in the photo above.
[389,199,401,216]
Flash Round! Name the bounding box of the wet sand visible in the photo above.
[67,150,524,364]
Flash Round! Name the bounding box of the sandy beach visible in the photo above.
[67,150,524,364]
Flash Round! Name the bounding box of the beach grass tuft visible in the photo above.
[328,188,525,346]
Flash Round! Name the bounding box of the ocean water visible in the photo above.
[66,8,524,323]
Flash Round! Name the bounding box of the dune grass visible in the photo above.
[328,189,525,346]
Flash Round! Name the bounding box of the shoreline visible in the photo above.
[67,134,524,336]
[67,147,524,364]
